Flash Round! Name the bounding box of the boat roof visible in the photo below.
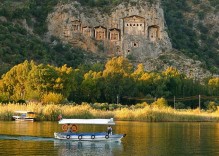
[14,111,35,114]
[58,118,115,125]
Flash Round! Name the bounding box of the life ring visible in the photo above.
[62,124,68,131]
[66,135,70,139]
[91,135,95,139]
[71,124,77,132]
[105,135,109,139]
[78,135,82,140]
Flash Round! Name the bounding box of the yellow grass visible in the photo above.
[1,103,219,121]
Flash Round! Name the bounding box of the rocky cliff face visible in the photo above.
[47,0,213,80]
[47,0,172,61]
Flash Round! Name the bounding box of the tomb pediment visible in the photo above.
[123,15,145,35]
[109,28,120,31]
[82,26,92,37]
[71,19,81,23]
[109,28,120,41]
[123,15,145,23]
[71,20,81,32]
[94,26,107,30]
[94,26,107,40]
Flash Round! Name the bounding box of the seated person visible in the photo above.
[107,126,112,135]
[67,124,72,133]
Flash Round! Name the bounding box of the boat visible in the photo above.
[12,111,36,121]
[54,118,126,141]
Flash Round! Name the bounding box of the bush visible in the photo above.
[151,98,168,108]
[132,102,149,109]
[17,99,26,104]
[175,102,186,109]
[109,103,123,110]
[197,23,209,34]
[0,93,8,102]
[192,0,201,4]
[41,92,64,104]
[198,11,205,20]
[92,103,109,110]
[204,101,217,112]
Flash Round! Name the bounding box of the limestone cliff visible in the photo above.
[47,0,214,80]
[47,0,172,61]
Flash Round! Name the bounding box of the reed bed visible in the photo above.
[1,103,219,122]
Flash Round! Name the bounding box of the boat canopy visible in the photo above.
[58,118,115,125]
[14,111,35,114]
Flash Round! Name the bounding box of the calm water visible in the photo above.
[0,121,219,156]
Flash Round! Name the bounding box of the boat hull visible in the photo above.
[12,116,35,121]
[54,132,125,141]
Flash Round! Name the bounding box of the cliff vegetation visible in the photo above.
[0,0,218,78]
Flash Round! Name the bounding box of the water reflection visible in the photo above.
[54,140,123,156]
[2,121,219,155]
[0,134,123,156]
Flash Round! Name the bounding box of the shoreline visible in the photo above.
[1,103,219,122]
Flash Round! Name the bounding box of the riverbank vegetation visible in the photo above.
[1,100,219,122]
[0,57,219,109]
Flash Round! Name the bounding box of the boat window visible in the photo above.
[27,112,35,115]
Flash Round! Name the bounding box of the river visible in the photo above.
[0,121,219,155]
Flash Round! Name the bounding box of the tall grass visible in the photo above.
[1,103,219,121]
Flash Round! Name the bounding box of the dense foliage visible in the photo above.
[0,0,218,76]
[0,57,218,109]
[0,0,59,34]
[161,0,219,73]
[0,0,85,75]
[0,21,85,75]
[0,0,218,109]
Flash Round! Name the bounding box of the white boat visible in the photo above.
[12,111,36,121]
[54,118,126,141]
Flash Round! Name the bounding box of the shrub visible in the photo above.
[198,11,205,20]
[133,102,149,109]
[175,102,186,109]
[17,99,26,104]
[0,93,8,102]
[92,103,109,110]
[151,98,168,108]
[192,0,201,4]
[41,92,64,104]
[204,101,217,112]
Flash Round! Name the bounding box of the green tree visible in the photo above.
[80,70,103,102]
[102,57,134,103]
[54,64,74,97]
[208,77,219,95]
[26,64,58,100]
[41,92,64,104]
[1,60,33,100]
[162,67,185,97]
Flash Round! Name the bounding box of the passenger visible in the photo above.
[58,114,62,121]
[67,124,72,133]
[107,125,112,135]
